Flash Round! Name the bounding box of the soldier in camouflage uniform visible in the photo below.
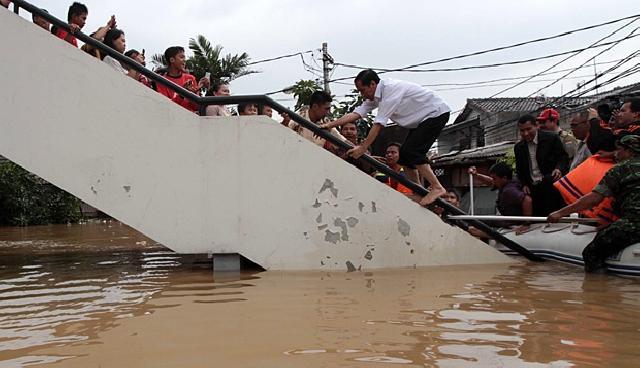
[548,135,640,272]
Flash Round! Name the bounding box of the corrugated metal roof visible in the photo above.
[468,97,595,113]
[433,141,514,166]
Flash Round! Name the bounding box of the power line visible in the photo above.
[248,50,315,65]
[473,22,640,139]
[433,75,593,92]
[334,14,640,73]
[489,18,640,98]
[422,57,639,88]
[328,34,640,83]
[479,60,640,142]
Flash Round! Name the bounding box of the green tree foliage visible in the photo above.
[287,79,321,112]
[0,162,81,226]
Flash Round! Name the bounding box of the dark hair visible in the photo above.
[124,49,140,59]
[308,90,332,107]
[445,188,460,201]
[32,8,48,21]
[237,103,257,114]
[489,162,513,180]
[386,142,402,151]
[210,81,228,95]
[355,69,380,86]
[517,114,537,126]
[342,121,357,128]
[257,104,272,115]
[103,29,124,48]
[164,46,185,66]
[67,2,87,22]
[597,103,613,122]
[623,97,640,113]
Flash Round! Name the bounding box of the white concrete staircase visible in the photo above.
[0,10,510,270]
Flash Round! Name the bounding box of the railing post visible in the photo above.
[13,2,19,14]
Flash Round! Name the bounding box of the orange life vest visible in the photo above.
[553,156,618,224]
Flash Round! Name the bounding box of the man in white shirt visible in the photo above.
[320,69,450,205]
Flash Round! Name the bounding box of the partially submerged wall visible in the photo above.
[0,11,510,270]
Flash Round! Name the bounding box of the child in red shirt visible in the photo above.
[155,46,209,113]
[52,2,87,47]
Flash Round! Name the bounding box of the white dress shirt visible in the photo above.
[570,140,592,171]
[353,79,450,128]
[527,131,543,184]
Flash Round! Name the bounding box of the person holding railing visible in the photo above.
[320,69,451,205]
[51,2,87,47]
[154,46,209,113]
[467,163,532,237]
[288,91,346,148]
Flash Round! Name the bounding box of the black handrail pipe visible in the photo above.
[10,0,543,262]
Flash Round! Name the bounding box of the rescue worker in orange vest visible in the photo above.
[374,142,413,195]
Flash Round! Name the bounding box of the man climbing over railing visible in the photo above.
[320,69,451,205]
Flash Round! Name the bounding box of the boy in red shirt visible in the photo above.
[52,2,87,47]
[155,46,209,113]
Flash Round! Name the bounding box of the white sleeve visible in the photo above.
[353,99,377,118]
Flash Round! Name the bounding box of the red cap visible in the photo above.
[536,108,560,122]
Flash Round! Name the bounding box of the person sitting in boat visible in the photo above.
[569,109,599,170]
[467,162,533,237]
[514,114,568,216]
[548,135,640,273]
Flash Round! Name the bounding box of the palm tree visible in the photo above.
[187,35,256,84]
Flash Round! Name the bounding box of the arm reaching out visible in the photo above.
[320,112,361,130]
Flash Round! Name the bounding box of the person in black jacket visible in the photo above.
[514,115,568,216]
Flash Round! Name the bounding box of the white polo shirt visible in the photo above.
[353,79,450,128]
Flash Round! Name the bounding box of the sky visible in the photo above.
[19,0,640,121]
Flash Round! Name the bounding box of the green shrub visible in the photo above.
[0,162,82,226]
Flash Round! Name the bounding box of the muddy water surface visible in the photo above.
[0,222,639,367]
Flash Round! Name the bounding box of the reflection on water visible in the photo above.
[0,222,639,367]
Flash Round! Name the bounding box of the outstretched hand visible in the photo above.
[547,211,563,223]
[347,145,367,159]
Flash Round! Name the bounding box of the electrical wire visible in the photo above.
[248,50,315,65]
[334,14,640,72]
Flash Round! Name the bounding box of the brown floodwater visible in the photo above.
[0,221,639,367]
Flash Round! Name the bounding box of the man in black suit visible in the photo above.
[514,114,569,216]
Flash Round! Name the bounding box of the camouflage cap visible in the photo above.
[618,135,640,154]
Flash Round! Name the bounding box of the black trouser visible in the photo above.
[529,181,565,217]
[398,112,449,169]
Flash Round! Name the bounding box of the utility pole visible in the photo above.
[322,42,332,94]
[593,57,599,95]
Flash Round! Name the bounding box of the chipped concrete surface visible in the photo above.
[398,219,411,237]
[319,179,338,198]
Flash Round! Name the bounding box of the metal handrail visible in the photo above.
[10,0,543,262]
